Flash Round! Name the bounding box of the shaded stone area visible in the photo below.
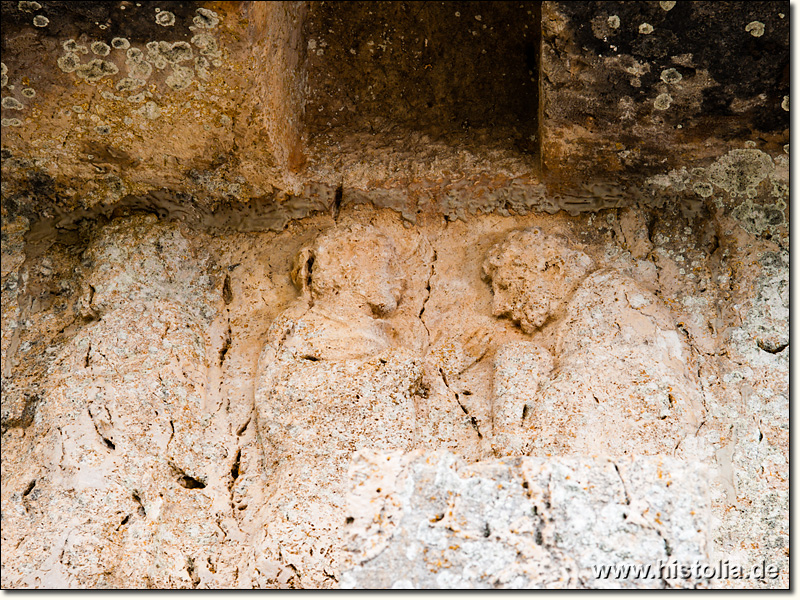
[541,1,789,187]
[0,1,203,45]
[0,0,790,220]
[303,1,541,156]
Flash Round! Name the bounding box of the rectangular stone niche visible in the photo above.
[302,1,542,163]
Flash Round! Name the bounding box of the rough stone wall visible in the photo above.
[1,0,789,590]
[340,451,712,589]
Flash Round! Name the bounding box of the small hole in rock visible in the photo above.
[178,474,206,489]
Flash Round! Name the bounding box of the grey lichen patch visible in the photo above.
[101,90,124,101]
[731,200,786,237]
[91,41,111,56]
[165,65,194,91]
[645,166,691,195]
[116,77,144,92]
[191,33,221,58]
[1,117,23,127]
[769,154,789,199]
[706,149,774,197]
[607,15,620,29]
[32,14,49,27]
[126,52,153,81]
[101,174,129,202]
[138,101,161,120]
[95,125,111,135]
[660,68,682,84]
[193,8,220,29]
[1,62,7,88]
[63,39,83,53]
[194,55,210,80]
[638,23,654,35]
[692,182,714,198]
[145,42,168,69]
[17,1,41,11]
[21,87,35,98]
[659,1,676,10]
[1,97,25,110]
[127,92,146,103]
[57,53,81,73]
[147,41,193,66]
[75,59,119,83]
[112,37,130,50]
[126,47,143,61]
[781,96,788,111]
[654,93,672,110]
[745,21,765,37]
[163,41,193,63]
[155,10,176,27]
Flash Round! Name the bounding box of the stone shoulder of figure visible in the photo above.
[426,315,495,382]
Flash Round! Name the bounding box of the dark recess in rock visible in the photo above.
[304,1,542,155]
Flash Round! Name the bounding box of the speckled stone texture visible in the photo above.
[340,451,711,589]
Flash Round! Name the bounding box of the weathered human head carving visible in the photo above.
[291,224,403,315]
[482,228,594,332]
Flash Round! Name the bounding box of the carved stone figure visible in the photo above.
[1,217,238,588]
[253,224,424,586]
[484,229,705,457]
[253,222,490,586]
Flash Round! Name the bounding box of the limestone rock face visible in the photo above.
[340,450,712,589]
[0,0,789,591]
[1,201,789,588]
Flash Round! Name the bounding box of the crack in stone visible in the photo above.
[87,405,115,451]
[439,366,483,439]
[218,320,232,367]
[611,461,631,506]
[610,461,677,588]
[418,246,436,348]
[332,182,343,221]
